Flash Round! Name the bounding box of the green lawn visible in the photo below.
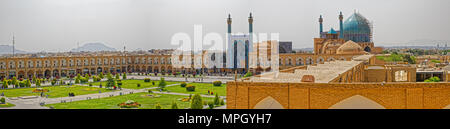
[0,103,15,108]
[88,79,180,89]
[45,93,214,109]
[0,85,113,98]
[165,83,227,96]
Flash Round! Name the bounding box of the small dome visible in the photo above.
[328,28,337,34]
[336,40,365,54]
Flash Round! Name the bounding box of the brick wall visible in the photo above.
[227,82,450,109]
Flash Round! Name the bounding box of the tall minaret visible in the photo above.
[319,15,323,38]
[339,11,344,39]
[227,14,234,71]
[246,12,253,72]
[227,14,232,34]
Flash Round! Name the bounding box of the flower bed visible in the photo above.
[118,100,141,108]
[32,88,49,93]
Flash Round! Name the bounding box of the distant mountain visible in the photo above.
[70,43,116,52]
[0,45,28,55]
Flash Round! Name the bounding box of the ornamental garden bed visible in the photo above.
[165,83,227,96]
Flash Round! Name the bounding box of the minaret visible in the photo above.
[319,15,323,38]
[227,14,235,71]
[246,12,253,72]
[248,12,253,34]
[339,11,344,39]
[227,14,232,34]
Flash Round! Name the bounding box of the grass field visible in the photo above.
[0,85,113,98]
[45,92,214,109]
[0,103,15,108]
[88,79,180,89]
[165,83,226,96]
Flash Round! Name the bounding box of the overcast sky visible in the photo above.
[0,0,449,52]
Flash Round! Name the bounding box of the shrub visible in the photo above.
[99,72,104,79]
[80,77,88,83]
[11,77,17,87]
[144,78,151,82]
[148,89,153,93]
[155,103,162,109]
[137,83,141,87]
[89,83,93,86]
[0,97,5,104]
[425,76,440,82]
[2,79,8,88]
[190,94,203,109]
[220,99,225,105]
[106,75,116,89]
[75,78,80,84]
[180,82,187,87]
[243,72,253,78]
[25,80,31,87]
[213,81,222,86]
[68,92,75,97]
[186,85,195,91]
[19,81,25,87]
[171,101,178,109]
[122,72,127,80]
[208,101,214,109]
[158,78,167,89]
[36,79,41,87]
[51,79,57,86]
[115,74,120,80]
[117,79,122,86]
[214,94,220,105]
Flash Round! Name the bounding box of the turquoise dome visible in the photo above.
[328,28,337,34]
[343,13,371,42]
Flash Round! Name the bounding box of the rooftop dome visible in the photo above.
[343,13,371,42]
[328,28,337,34]
[336,40,365,54]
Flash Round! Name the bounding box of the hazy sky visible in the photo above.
[0,0,449,52]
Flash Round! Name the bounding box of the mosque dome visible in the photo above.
[336,40,365,54]
[343,13,371,42]
[328,28,337,34]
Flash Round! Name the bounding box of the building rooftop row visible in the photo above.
[244,55,372,83]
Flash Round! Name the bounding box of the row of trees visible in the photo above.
[1,76,46,89]
[74,72,127,85]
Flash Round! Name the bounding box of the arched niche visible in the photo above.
[253,96,284,109]
[329,95,385,109]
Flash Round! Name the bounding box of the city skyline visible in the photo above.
[0,0,449,52]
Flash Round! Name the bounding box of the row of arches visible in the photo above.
[253,95,386,109]
[2,65,175,79]
[279,56,348,66]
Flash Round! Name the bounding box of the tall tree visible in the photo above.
[190,94,203,109]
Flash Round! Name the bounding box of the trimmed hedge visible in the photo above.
[213,81,222,86]
[186,85,195,91]
[180,82,187,87]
